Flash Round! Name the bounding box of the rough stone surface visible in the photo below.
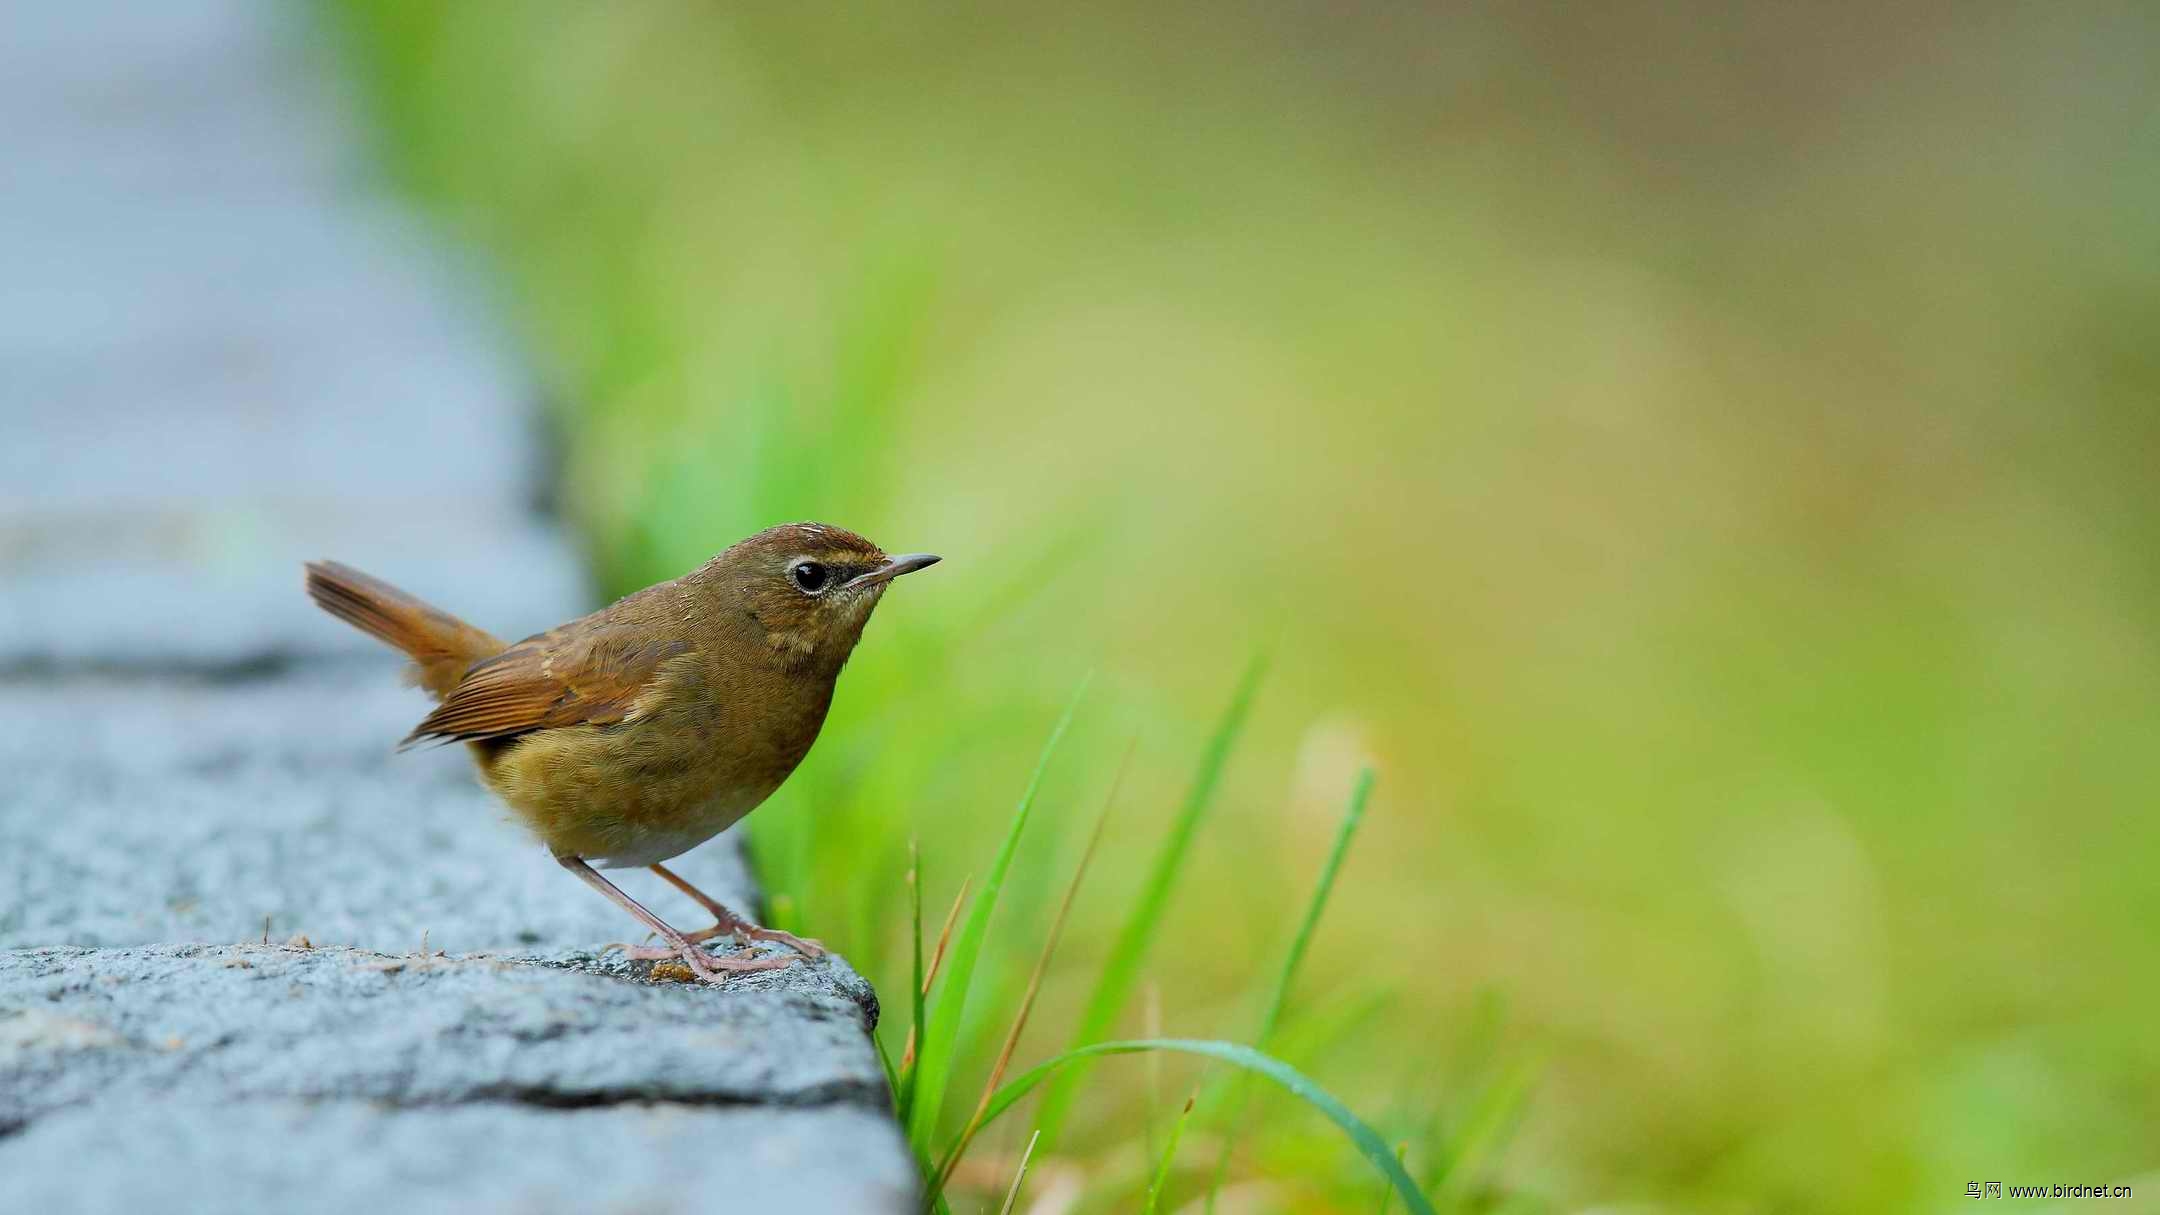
[0,2,911,1210]
[0,665,764,955]
[5,1103,915,1215]
[0,0,585,671]
[1,945,885,1126]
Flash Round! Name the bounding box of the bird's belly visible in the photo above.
[586,787,756,869]
[480,724,793,869]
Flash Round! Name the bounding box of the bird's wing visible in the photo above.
[402,619,693,747]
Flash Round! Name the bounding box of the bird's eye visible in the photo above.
[790,561,831,594]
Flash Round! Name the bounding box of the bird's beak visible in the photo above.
[847,552,941,590]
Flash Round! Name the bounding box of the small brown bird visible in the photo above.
[304,522,937,982]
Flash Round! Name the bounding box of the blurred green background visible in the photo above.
[330,3,2160,1210]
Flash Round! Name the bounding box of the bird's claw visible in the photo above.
[681,921,827,959]
[604,939,797,982]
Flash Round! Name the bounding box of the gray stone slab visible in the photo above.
[1,946,911,1214]
[0,0,587,670]
[3,1101,917,1215]
[0,664,765,955]
[0,663,917,1215]
[1,944,884,1127]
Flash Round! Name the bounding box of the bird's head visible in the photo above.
[706,522,939,669]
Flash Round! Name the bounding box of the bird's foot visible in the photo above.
[682,917,827,959]
[646,862,828,959]
[607,939,796,983]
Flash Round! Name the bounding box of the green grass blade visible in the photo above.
[965,1038,1435,1215]
[924,741,1131,1206]
[1257,766,1373,1042]
[897,837,925,1122]
[1376,1141,1408,1215]
[1036,653,1267,1145]
[1206,766,1375,1210]
[998,1130,1042,1215]
[1427,1051,1542,1199]
[1149,1089,1200,1210]
[878,1031,948,1200]
[876,1031,902,1108]
[1144,1092,1198,1215]
[905,672,1093,1162]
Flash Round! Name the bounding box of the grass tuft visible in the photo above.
[971,1037,1436,1215]
[926,739,1133,1205]
[905,672,1093,1161]
[1206,765,1376,1209]
[1035,652,1268,1145]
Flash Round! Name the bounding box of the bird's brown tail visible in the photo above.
[304,561,505,699]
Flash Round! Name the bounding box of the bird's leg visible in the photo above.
[557,855,793,982]
[650,860,826,958]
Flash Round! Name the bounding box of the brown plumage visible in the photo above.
[303,522,939,982]
[303,560,503,698]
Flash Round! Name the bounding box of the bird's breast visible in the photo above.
[480,665,836,869]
